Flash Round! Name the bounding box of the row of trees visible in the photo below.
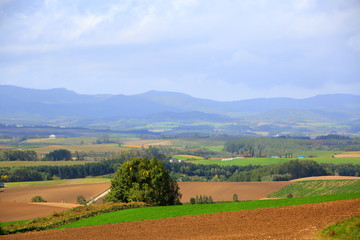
[224,138,360,157]
[228,160,360,182]
[0,149,73,161]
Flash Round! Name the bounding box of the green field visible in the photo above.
[56,193,360,230]
[268,180,360,198]
[4,177,111,188]
[189,157,360,166]
[320,215,360,240]
[0,160,93,168]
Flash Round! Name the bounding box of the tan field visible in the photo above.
[1,198,359,240]
[333,151,360,158]
[0,181,290,222]
[0,202,80,222]
[178,181,291,202]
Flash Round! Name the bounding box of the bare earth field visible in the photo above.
[2,198,359,240]
[0,202,79,222]
[0,183,110,203]
[178,182,291,202]
[333,151,360,158]
[0,181,289,222]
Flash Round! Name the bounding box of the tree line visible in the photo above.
[228,160,360,182]
[224,138,360,157]
[0,149,73,161]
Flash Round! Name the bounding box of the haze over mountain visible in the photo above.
[1,85,359,127]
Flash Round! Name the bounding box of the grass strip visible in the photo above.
[319,215,360,240]
[57,192,360,230]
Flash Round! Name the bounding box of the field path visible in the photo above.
[2,198,359,240]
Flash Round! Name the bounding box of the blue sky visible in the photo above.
[0,0,359,101]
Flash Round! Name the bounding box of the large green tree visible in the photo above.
[45,149,72,161]
[105,157,181,206]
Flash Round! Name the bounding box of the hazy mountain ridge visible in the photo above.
[1,85,359,127]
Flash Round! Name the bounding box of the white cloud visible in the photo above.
[347,34,360,51]
[1,0,359,100]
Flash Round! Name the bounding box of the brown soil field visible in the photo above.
[2,198,359,240]
[178,182,291,202]
[291,176,360,181]
[0,183,110,203]
[0,202,75,222]
[0,181,290,221]
[333,151,360,158]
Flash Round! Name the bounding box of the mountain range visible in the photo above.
[0,85,359,133]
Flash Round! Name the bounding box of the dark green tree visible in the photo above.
[105,157,181,206]
[45,149,72,161]
[77,195,87,205]
[233,193,239,202]
[31,195,47,202]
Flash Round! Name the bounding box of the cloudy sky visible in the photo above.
[1,0,359,101]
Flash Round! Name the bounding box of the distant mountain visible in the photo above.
[0,85,359,126]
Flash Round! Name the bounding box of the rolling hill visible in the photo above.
[1,85,359,133]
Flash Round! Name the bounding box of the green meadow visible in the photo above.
[189,157,360,166]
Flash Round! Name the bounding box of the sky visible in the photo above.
[0,0,360,101]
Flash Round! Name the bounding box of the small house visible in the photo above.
[49,134,56,139]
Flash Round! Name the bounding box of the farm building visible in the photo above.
[169,158,182,163]
[49,134,56,139]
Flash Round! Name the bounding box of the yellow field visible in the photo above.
[120,139,172,146]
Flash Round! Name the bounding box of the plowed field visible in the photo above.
[0,202,78,222]
[0,183,110,203]
[2,198,359,240]
[178,182,290,202]
[0,181,289,221]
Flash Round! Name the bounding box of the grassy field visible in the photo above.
[0,160,93,168]
[320,215,360,240]
[189,157,360,166]
[56,193,360,230]
[4,177,111,188]
[24,137,98,145]
[29,144,126,154]
[267,180,360,198]
[294,150,343,158]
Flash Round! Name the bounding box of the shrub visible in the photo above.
[233,193,239,202]
[191,195,214,204]
[77,195,87,205]
[31,196,47,202]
